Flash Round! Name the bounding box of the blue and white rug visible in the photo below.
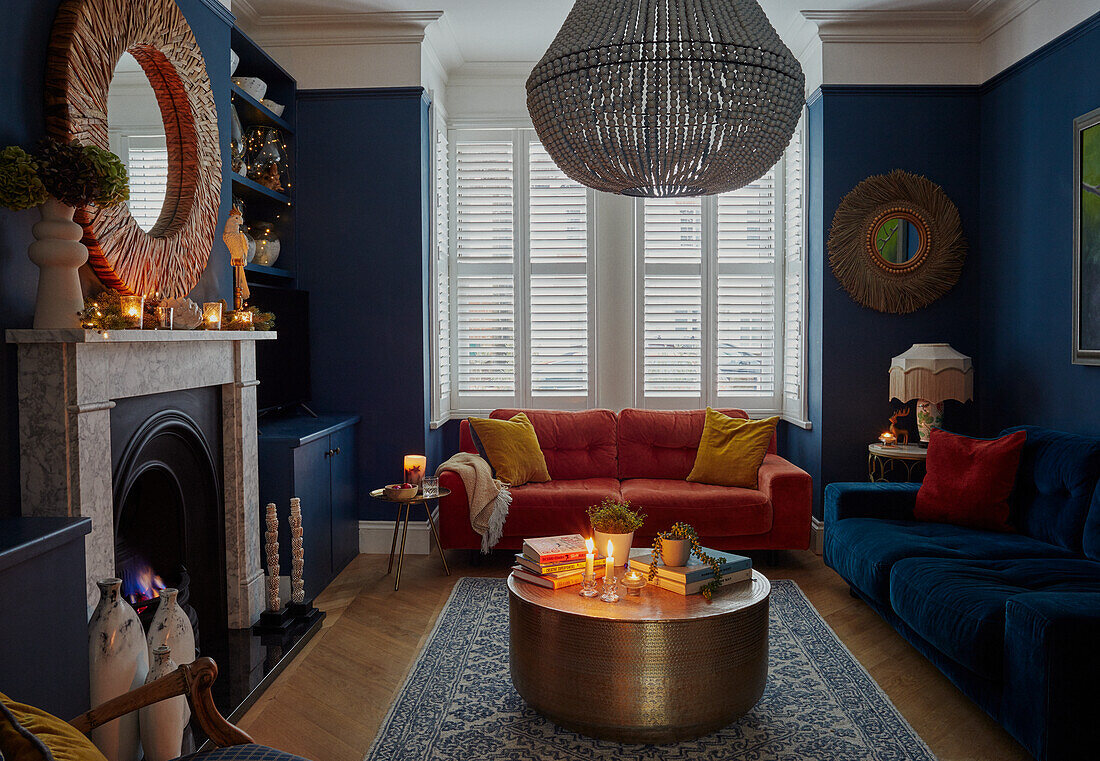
[365,578,935,760]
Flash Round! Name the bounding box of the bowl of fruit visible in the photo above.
[384,482,419,500]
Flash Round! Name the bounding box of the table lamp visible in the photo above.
[889,343,973,444]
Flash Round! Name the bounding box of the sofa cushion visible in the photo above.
[617,408,776,481]
[620,479,772,536]
[915,429,1026,532]
[490,409,618,480]
[687,409,778,489]
[1002,426,1100,557]
[826,518,1076,607]
[890,557,1100,680]
[467,413,550,486]
[0,692,108,761]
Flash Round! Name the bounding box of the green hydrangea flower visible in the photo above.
[0,146,48,211]
[82,145,129,207]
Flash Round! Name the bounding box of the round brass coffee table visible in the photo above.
[508,571,770,744]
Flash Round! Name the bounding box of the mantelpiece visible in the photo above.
[7,329,275,628]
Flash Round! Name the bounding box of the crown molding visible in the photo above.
[449,61,536,87]
[802,0,1039,45]
[236,8,445,49]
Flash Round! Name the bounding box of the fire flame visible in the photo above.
[585,537,595,554]
[120,554,166,605]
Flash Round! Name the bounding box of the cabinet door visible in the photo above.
[292,436,334,601]
[329,426,359,574]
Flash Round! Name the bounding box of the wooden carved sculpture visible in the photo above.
[889,407,911,445]
[264,503,280,612]
[290,498,305,605]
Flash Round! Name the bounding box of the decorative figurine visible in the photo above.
[223,207,250,312]
[889,407,911,446]
[264,503,280,612]
[290,498,305,605]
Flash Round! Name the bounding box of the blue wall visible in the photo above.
[979,15,1100,435]
[295,88,457,521]
[0,0,233,518]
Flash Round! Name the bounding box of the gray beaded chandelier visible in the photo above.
[527,0,805,198]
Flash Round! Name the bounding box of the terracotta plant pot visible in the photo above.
[593,530,633,567]
[661,538,692,567]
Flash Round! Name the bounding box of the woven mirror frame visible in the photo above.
[45,0,222,297]
[527,0,804,198]
[828,170,967,314]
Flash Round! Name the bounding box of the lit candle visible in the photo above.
[121,295,144,328]
[585,537,595,578]
[203,302,223,330]
[879,431,897,447]
[605,539,614,579]
[403,455,427,486]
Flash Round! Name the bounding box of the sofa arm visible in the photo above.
[1002,592,1100,761]
[824,482,919,524]
[758,454,812,512]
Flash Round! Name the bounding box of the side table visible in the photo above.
[867,443,927,482]
[369,487,451,590]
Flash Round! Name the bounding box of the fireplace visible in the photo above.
[111,387,225,648]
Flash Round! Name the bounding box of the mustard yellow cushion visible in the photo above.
[0,692,108,761]
[467,413,551,486]
[686,408,778,489]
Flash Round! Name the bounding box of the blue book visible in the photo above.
[628,547,752,584]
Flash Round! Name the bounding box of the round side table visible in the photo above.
[369,487,451,590]
[508,571,770,744]
[867,443,927,482]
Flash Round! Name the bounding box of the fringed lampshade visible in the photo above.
[889,343,974,443]
[526,0,806,198]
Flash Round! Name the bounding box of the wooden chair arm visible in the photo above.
[69,657,254,748]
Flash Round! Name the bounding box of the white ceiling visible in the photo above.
[243,0,989,63]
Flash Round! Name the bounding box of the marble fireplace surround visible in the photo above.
[7,329,275,628]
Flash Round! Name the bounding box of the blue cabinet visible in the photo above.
[258,414,360,601]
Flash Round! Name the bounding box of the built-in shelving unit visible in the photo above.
[230,27,297,286]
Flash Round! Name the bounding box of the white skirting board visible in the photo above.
[359,506,440,555]
[811,517,824,555]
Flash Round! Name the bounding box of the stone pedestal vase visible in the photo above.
[28,197,87,329]
[593,530,633,567]
[147,588,196,666]
[89,578,148,761]
[139,646,190,761]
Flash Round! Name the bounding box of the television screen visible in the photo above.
[249,284,311,412]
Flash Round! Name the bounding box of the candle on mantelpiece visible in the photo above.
[120,295,144,328]
[403,455,427,486]
[605,540,614,578]
[584,537,595,577]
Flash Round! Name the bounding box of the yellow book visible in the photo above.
[510,566,605,590]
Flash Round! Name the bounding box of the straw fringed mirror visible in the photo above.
[828,170,966,314]
[45,0,221,297]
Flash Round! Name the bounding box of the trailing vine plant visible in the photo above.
[649,522,725,600]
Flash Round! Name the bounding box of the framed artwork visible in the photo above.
[1074,107,1100,364]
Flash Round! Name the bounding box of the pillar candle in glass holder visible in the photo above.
[155,306,173,330]
[237,310,253,329]
[403,455,427,487]
[121,295,145,328]
[202,302,222,330]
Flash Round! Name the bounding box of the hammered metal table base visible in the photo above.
[508,573,770,744]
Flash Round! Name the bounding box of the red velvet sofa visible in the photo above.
[437,408,812,551]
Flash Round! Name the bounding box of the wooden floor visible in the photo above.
[239,550,1030,761]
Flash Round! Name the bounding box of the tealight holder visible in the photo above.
[600,572,619,603]
[121,295,144,328]
[621,570,647,597]
[202,302,223,330]
[579,572,599,598]
[155,306,173,330]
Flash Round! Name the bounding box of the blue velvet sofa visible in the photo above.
[824,426,1100,761]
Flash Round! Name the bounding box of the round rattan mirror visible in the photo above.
[828,170,966,314]
[45,0,221,297]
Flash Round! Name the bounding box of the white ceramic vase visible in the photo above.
[147,588,196,667]
[28,197,87,329]
[593,530,633,567]
[89,578,148,761]
[139,646,190,761]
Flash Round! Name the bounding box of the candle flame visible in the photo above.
[606,539,614,558]
[585,537,595,553]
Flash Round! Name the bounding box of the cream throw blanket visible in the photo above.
[436,453,511,553]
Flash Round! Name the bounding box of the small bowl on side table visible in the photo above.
[383,483,418,501]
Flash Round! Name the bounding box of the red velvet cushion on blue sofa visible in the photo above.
[889,557,1100,680]
[826,518,1076,607]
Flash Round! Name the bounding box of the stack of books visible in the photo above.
[511,534,606,589]
[627,547,752,595]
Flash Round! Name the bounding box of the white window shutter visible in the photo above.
[125,134,168,231]
[432,128,451,419]
[529,143,589,398]
[783,116,807,418]
[454,139,516,399]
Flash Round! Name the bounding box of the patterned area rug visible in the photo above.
[364,577,935,761]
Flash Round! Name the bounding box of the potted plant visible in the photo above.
[0,138,128,329]
[587,497,645,567]
[650,522,726,600]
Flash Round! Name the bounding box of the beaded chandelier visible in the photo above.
[527,0,805,198]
